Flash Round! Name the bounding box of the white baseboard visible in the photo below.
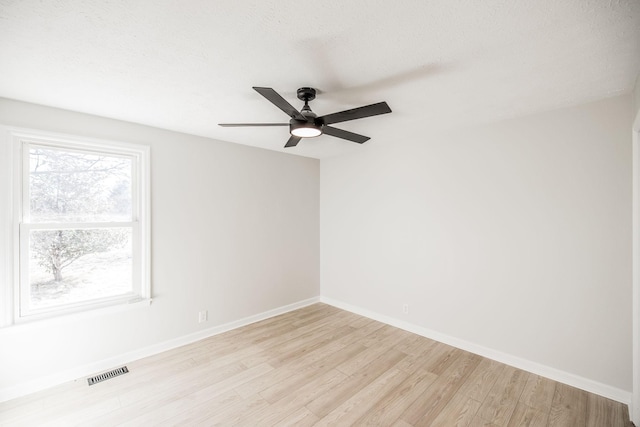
[0,296,320,403]
[320,296,632,406]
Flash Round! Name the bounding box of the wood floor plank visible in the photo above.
[266,324,357,368]
[347,314,377,329]
[314,368,409,426]
[358,324,399,347]
[506,402,549,427]
[377,327,418,349]
[0,304,630,426]
[548,383,588,427]
[392,419,415,427]
[0,395,45,425]
[12,395,120,427]
[117,389,243,427]
[397,341,459,376]
[395,334,437,356]
[336,338,405,376]
[395,339,439,373]
[471,365,529,426]
[457,357,505,403]
[235,337,356,401]
[251,315,347,355]
[520,373,556,411]
[257,342,368,403]
[252,369,348,425]
[272,407,319,427]
[306,348,407,418]
[332,318,387,346]
[428,392,482,427]
[468,415,503,427]
[355,368,438,425]
[399,351,482,425]
[220,316,356,368]
[162,393,269,426]
[285,338,368,373]
[422,343,463,375]
[586,393,628,427]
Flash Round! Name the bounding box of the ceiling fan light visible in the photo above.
[290,121,322,138]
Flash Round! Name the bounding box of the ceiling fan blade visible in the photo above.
[253,87,305,120]
[323,126,370,144]
[218,123,288,127]
[320,101,392,125]
[284,135,302,148]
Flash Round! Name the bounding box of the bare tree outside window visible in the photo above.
[29,147,131,222]
[27,147,134,309]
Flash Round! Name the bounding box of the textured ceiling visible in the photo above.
[0,0,638,159]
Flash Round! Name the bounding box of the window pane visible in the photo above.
[29,147,132,222]
[28,228,132,310]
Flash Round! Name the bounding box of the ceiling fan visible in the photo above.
[219,87,392,148]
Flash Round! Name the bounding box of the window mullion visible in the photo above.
[25,222,136,230]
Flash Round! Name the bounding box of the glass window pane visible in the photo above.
[29,147,132,222]
[28,228,132,310]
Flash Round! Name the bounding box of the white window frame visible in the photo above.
[0,126,150,325]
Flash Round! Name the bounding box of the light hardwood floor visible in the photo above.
[0,303,632,426]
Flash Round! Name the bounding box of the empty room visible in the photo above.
[1,1,639,426]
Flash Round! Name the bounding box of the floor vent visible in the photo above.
[87,366,129,386]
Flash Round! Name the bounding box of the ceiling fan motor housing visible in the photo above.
[297,87,316,102]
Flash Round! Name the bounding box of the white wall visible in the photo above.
[0,98,320,397]
[321,95,633,396]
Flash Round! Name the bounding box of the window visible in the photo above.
[3,128,150,323]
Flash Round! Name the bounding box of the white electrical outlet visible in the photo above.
[403,304,409,314]
[198,310,208,323]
